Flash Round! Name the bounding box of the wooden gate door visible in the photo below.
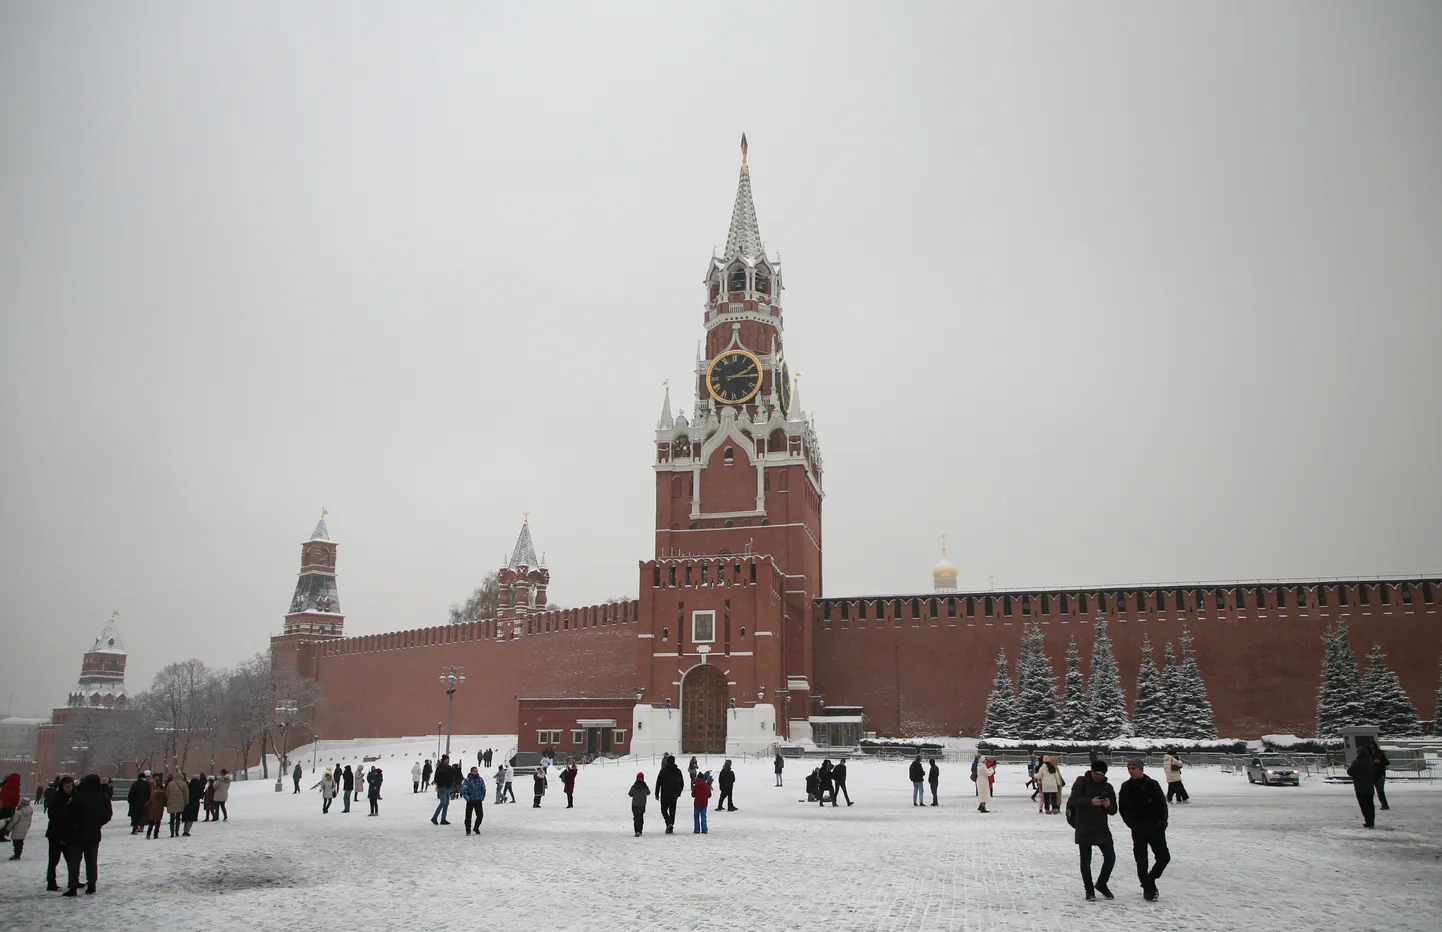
[682,664,728,754]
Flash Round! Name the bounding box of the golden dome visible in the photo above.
[932,557,958,579]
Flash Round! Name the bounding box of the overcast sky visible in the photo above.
[2,2,1439,716]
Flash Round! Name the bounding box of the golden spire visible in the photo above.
[741,132,748,168]
[523,511,529,525]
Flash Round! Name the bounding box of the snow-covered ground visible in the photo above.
[3,740,1440,931]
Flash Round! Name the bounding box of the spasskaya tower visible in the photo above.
[634,136,824,756]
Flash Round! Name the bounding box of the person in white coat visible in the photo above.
[1037,757,1066,814]
[976,758,996,813]
[317,770,336,814]
[412,761,423,794]
[6,798,33,859]
[1162,753,1189,803]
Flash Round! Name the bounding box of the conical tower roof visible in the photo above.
[310,511,331,541]
[723,133,763,261]
[90,611,126,654]
[509,516,540,568]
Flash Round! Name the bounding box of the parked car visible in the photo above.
[1245,755,1300,786]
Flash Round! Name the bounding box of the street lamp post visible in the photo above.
[273,699,299,793]
[436,723,442,762]
[439,667,465,757]
[312,734,321,772]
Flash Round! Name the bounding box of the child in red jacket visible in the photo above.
[691,771,712,834]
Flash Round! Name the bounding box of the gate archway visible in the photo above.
[681,663,728,754]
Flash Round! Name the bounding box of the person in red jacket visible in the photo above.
[691,771,712,834]
[0,773,21,842]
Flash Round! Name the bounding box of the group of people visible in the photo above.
[803,757,853,806]
[125,769,232,838]
[627,753,721,836]
[312,763,384,816]
[1063,758,1172,902]
[1,771,114,896]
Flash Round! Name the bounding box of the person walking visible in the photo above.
[289,762,301,794]
[718,760,738,811]
[44,775,76,892]
[976,757,995,813]
[367,766,383,816]
[774,752,785,787]
[145,776,165,839]
[1038,757,1065,815]
[1066,760,1118,901]
[411,760,422,794]
[62,773,112,896]
[817,759,835,807]
[165,774,188,838]
[833,759,853,806]
[340,766,354,813]
[183,773,204,835]
[1027,754,1042,806]
[6,797,32,859]
[628,772,650,836]
[503,764,516,803]
[691,768,712,833]
[656,754,685,834]
[460,767,485,833]
[213,770,231,822]
[1162,752,1189,803]
[561,761,578,809]
[928,758,941,807]
[532,765,548,808]
[422,759,433,792]
[203,777,217,822]
[1346,746,1378,828]
[484,748,493,768]
[1365,739,1391,811]
[909,754,926,806]
[125,773,150,835]
[317,769,336,814]
[1118,759,1170,901]
[431,754,453,824]
[494,764,507,803]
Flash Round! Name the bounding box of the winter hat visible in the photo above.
[1127,758,1145,770]
[637,772,645,780]
[1091,760,1108,773]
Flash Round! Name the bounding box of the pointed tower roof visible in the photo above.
[723,133,763,261]
[310,510,331,541]
[509,515,539,568]
[90,611,126,654]
[657,381,674,430]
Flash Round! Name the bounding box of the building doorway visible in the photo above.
[681,663,728,754]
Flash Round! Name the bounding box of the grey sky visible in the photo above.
[3,2,1440,716]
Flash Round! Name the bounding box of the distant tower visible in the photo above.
[496,515,550,634]
[932,536,958,593]
[68,611,130,708]
[282,511,346,638]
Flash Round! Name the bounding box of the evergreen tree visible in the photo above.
[1086,615,1130,740]
[1015,625,1060,740]
[1172,627,1218,739]
[1361,643,1422,737]
[1059,636,1089,738]
[1131,634,1168,738]
[980,648,1019,740]
[1315,622,1365,737]
[1160,643,1182,736]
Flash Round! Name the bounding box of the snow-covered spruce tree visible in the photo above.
[1059,636,1089,738]
[1015,624,1060,740]
[1086,615,1130,740]
[980,648,1019,740]
[1361,643,1422,737]
[1160,642,1182,736]
[1172,627,1217,739]
[1131,634,1168,738]
[1315,622,1365,737]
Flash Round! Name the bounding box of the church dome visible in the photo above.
[932,557,958,580]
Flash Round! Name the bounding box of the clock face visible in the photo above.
[778,363,792,414]
[706,349,763,405]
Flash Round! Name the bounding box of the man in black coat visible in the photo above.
[63,774,112,896]
[654,754,685,834]
[292,762,302,794]
[44,776,76,892]
[1118,759,1170,901]
[927,759,940,807]
[1346,748,1378,828]
[126,775,151,834]
[1365,739,1390,811]
[341,765,355,813]
[1066,760,1118,901]
[184,774,205,836]
[431,754,454,824]
[716,760,737,812]
[833,759,852,806]
[909,755,925,806]
[817,760,835,807]
[422,758,433,791]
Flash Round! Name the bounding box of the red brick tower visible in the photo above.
[495,516,550,637]
[635,136,824,755]
[271,512,345,678]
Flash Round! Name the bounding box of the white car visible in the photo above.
[1245,755,1300,786]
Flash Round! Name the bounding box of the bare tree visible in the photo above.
[148,659,211,772]
[220,653,273,778]
[448,572,498,624]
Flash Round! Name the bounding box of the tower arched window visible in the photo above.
[709,279,720,302]
[728,264,747,293]
[755,265,771,296]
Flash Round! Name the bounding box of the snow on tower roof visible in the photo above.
[89,612,126,654]
[310,511,331,541]
[723,133,763,261]
[509,516,540,568]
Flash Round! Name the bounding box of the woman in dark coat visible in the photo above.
[532,766,547,808]
[367,767,383,816]
[183,774,204,836]
[44,775,76,891]
[125,775,151,834]
[63,774,112,895]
